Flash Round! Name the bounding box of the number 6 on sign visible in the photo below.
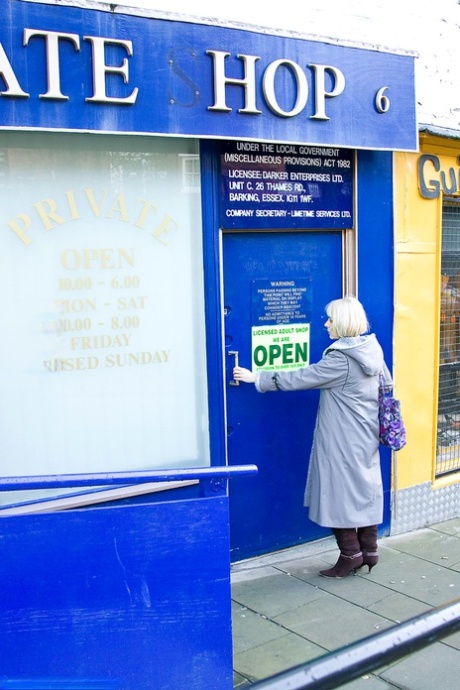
[375,86,390,113]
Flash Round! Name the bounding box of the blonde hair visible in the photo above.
[326,296,370,337]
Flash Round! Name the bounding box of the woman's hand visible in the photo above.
[233,366,256,384]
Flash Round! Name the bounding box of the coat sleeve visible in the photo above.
[256,350,349,392]
[381,361,393,387]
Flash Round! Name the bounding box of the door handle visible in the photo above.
[228,350,239,386]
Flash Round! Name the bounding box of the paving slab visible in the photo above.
[387,528,460,567]
[441,629,460,651]
[380,640,460,689]
[233,670,251,689]
[231,565,283,584]
[232,601,290,654]
[232,570,327,618]
[358,552,460,606]
[233,633,325,683]
[231,536,336,574]
[275,552,338,579]
[272,593,393,649]
[366,591,434,623]
[278,556,403,608]
[431,518,460,536]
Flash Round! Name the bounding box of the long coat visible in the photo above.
[256,334,388,528]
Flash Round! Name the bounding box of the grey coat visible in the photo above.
[256,334,389,528]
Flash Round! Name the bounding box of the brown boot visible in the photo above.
[319,528,363,579]
[357,525,379,573]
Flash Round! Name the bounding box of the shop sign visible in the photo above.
[221,141,353,229]
[0,1,417,150]
[418,154,460,199]
[251,279,311,371]
[252,324,310,371]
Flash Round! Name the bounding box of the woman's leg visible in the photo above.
[319,528,363,579]
[357,525,379,572]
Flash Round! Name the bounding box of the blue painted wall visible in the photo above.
[357,149,394,533]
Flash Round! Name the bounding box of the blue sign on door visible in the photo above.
[251,279,312,325]
[220,141,354,229]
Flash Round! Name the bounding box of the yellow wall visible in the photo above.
[394,135,460,491]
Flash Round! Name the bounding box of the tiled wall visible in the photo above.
[392,481,460,534]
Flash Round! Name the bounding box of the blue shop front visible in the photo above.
[0,2,416,688]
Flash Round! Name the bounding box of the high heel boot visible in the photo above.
[357,525,379,573]
[319,528,363,579]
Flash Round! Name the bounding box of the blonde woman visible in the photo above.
[234,296,391,579]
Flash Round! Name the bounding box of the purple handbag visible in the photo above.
[378,374,407,451]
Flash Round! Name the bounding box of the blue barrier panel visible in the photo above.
[0,467,257,690]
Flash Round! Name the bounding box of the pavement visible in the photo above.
[231,518,460,689]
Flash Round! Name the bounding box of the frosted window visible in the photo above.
[0,133,209,500]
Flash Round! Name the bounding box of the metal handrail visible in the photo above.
[0,465,258,491]
[249,598,460,690]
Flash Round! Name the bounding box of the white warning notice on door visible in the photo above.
[251,323,310,371]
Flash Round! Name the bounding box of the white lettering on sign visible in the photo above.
[207,50,346,121]
[84,36,139,104]
[0,29,138,104]
[23,29,81,100]
[0,22,394,129]
[0,42,29,97]
[0,23,394,129]
[263,59,308,117]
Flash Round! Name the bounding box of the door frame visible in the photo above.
[199,142,394,545]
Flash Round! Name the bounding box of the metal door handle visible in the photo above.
[228,350,239,386]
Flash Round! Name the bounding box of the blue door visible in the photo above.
[224,231,343,560]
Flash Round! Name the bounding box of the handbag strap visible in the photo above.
[379,371,393,395]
